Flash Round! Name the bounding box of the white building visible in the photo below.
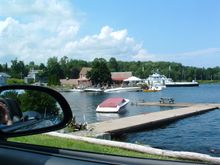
[0,72,11,86]
[24,69,40,84]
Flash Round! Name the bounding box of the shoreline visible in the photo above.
[46,132,220,164]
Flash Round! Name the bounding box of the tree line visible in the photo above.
[1,57,220,86]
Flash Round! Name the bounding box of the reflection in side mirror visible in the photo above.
[0,85,72,137]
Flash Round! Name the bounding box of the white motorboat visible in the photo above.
[143,85,162,92]
[83,88,103,92]
[145,72,199,87]
[59,88,84,92]
[68,88,84,92]
[145,73,168,88]
[96,97,129,113]
[104,87,141,93]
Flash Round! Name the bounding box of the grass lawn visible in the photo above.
[9,134,178,161]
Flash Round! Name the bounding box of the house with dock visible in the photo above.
[60,67,92,88]
[60,69,135,88]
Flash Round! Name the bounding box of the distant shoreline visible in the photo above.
[197,80,220,84]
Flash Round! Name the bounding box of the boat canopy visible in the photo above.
[123,76,141,82]
[99,98,125,108]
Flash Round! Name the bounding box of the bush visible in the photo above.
[7,78,25,85]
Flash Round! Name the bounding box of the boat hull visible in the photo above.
[143,89,160,92]
[104,87,141,93]
[84,88,103,92]
[165,82,199,87]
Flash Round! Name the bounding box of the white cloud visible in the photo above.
[174,48,220,67]
[147,48,220,67]
[177,48,220,57]
[3,0,218,68]
[63,26,156,61]
[0,0,155,64]
[0,0,80,63]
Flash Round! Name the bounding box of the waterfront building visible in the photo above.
[111,72,132,86]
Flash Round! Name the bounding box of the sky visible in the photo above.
[0,0,220,68]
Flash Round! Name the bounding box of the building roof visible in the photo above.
[0,72,11,78]
[123,76,141,82]
[111,72,132,81]
[80,67,92,75]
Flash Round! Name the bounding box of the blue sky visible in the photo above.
[0,0,220,67]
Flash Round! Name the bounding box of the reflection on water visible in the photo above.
[96,109,127,122]
[61,84,220,156]
[96,113,120,121]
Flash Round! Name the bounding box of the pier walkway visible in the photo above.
[136,102,194,107]
[88,104,220,135]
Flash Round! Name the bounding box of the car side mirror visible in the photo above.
[0,85,73,138]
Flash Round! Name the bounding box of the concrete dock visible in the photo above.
[88,104,220,135]
[136,102,195,107]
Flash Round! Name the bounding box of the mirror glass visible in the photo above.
[0,89,64,133]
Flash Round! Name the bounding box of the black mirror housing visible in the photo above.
[0,85,73,138]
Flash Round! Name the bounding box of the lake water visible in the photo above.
[61,84,220,157]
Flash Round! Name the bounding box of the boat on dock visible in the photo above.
[96,97,129,113]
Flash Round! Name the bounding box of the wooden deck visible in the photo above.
[88,104,220,135]
[136,102,194,107]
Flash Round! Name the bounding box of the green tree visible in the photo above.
[39,63,47,70]
[19,90,59,116]
[47,57,62,86]
[10,59,28,79]
[71,68,80,79]
[59,56,69,79]
[108,57,119,72]
[0,64,3,72]
[2,63,8,73]
[87,58,112,86]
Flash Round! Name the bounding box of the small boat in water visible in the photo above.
[58,88,83,92]
[68,88,84,92]
[96,97,129,113]
[143,86,162,92]
[145,72,199,87]
[84,88,103,92]
[104,87,141,93]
